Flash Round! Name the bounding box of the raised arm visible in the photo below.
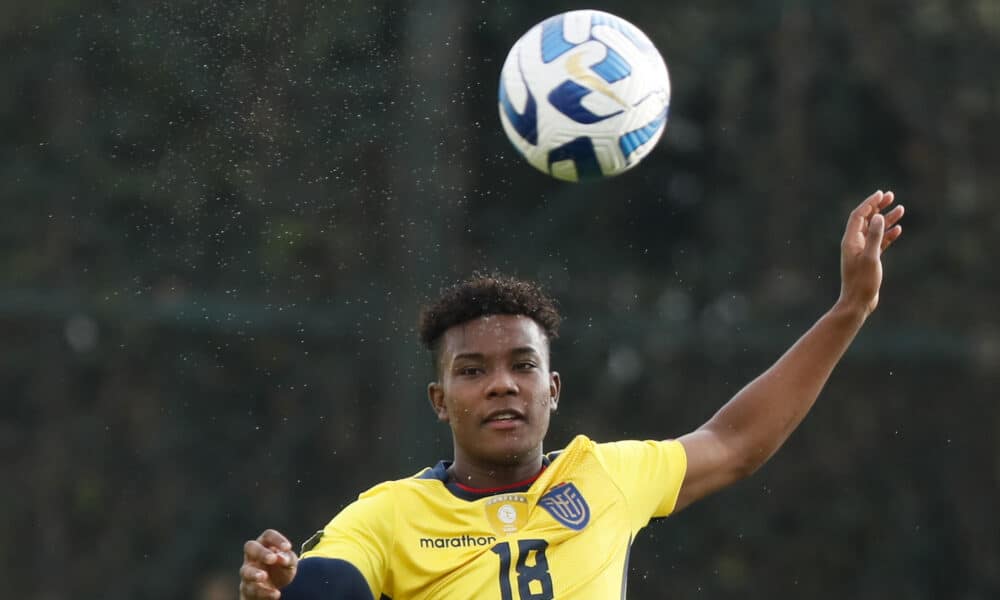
[674,190,904,512]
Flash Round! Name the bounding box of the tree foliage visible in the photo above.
[1,1,997,598]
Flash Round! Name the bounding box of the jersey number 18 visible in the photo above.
[490,539,554,600]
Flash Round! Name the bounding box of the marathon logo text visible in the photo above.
[419,534,497,549]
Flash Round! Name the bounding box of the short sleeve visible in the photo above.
[300,483,395,599]
[593,439,688,532]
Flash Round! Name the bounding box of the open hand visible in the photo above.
[839,190,904,316]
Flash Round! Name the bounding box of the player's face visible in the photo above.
[429,314,560,470]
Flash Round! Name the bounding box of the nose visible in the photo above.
[485,367,518,397]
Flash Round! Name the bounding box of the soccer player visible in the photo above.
[239,190,904,599]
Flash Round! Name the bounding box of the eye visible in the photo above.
[457,366,484,376]
[514,361,538,371]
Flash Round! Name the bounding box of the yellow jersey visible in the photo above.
[296,434,686,600]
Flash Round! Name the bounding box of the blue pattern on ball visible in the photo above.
[541,16,574,63]
[618,108,668,161]
[548,137,603,181]
[498,63,539,145]
[590,46,631,83]
[548,80,624,125]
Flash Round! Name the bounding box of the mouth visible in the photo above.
[483,410,525,429]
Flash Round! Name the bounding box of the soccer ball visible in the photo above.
[498,10,671,182]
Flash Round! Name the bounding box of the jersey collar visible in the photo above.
[418,451,561,501]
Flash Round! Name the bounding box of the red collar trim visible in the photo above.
[452,465,547,494]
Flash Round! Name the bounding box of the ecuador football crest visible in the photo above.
[539,483,590,530]
[485,493,529,536]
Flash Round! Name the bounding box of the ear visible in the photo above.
[428,381,449,423]
[548,371,561,412]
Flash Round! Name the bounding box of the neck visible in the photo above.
[448,455,545,491]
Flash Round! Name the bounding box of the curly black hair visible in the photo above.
[418,273,561,363]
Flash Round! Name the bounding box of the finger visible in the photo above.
[882,224,903,250]
[882,204,904,229]
[240,580,281,599]
[846,190,883,237]
[258,529,293,552]
[866,213,886,257]
[265,546,298,568]
[243,540,294,566]
[245,540,279,565]
[878,190,895,210]
[856,190,882,216]
[240,564,273,585]
[272,549,298,568]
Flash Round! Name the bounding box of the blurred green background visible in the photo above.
[2,0,998,598]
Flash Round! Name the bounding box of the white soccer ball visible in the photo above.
[498,10,671,182]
